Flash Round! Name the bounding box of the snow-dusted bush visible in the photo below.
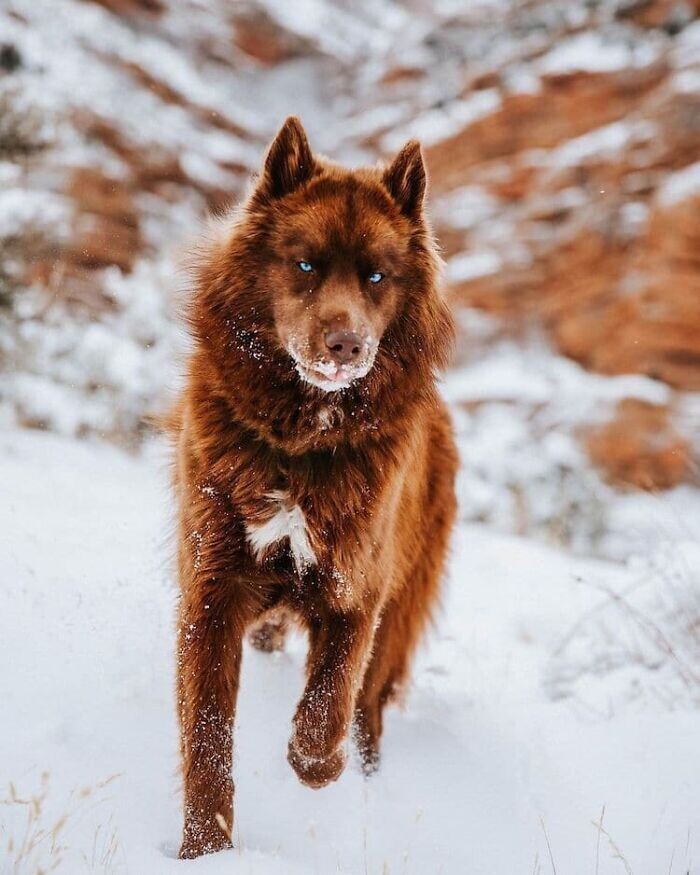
[445,314,673,555]
[454,401,609,553]
[0,82,52,160]
[0,76,185,441]
[0,82,55,310]
[547,541,700,711]
[1,258,185,441]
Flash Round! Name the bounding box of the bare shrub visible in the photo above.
[547,542,700,711]
[0,85,51,161]
[0,227,54,309]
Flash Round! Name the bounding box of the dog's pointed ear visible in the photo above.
[257,116,315,200]
[382,140,426,219]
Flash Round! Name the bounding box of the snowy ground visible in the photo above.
[2,427,700,874]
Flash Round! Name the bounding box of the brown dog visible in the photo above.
[171,117,458,859]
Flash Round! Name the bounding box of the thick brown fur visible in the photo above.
[171,117,458,859]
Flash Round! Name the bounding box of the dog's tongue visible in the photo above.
[314,361,345,381]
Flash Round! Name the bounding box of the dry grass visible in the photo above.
[0,773,122,875]
[591,809,633,875]
[547,540,700,713]
[82,819,121,873]
[532,811,638,875]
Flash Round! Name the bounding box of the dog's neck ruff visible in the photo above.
[245,491,316,574]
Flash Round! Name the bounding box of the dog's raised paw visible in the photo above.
[287,739,346,788]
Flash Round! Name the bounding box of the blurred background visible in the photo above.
[1,0,700,558]
[2,4,700,869]
[2,0,700,542]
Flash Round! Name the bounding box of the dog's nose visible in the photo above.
[325,330,365,365]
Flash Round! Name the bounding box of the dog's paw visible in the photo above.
[352,709,381,776]
[358,743,380,776]
[287,738,346,788]
[178,819,232,860]
[249,620,287,653]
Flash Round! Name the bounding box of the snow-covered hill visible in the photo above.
[2,428,699,874]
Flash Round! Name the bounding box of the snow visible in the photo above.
[536,32,659,76]
[2,425,700,874]
[672,68,700,94]
[0,188,70,239]
[433,185,500,231]
[544,120,655,169]
[657,161,700,207]
[438,332,700,560]
[253,0,408,61]
[445,249,502,283]
[444,340,670,409]
[673,19,700,69]
[1,258,185,440]
[381,89,500,150]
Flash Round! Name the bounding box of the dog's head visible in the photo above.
[194,117,453,447]
[249,117,430,393]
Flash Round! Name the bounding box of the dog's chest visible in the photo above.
[245,490,316,574]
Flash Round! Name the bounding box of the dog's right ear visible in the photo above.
[256,116,315,201]
[383,140,426,220]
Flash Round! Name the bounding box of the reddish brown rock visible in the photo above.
[232,9,313,65]
[616,0,700,28]
[64,168,141,274]
[83,0,163,15]
[584,399,690,490]
[426,66,667,193]
[79,115,239,210]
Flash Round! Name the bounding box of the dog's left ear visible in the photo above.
[257,116,315,200]
[382,140,426,219]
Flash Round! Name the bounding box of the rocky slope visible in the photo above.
[1,0,698,492]
[358,0,700,489]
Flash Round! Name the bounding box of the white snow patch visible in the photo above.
[446,250,502,283]
[672,19,700,69]
[537,32,659,75]
[671,68,700,94]
[444,341,670,408]
[657,161,700,207]
[546,120,654,168]
[0,188,70,239]
[433,185,499,230]
[381,89,500,150]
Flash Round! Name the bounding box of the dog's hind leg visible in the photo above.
[355,424,457,774]
[353,555,442,774]
[248,607,289,653]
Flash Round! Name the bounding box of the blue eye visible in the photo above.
[297,261,313,273]
[368,272,384,284]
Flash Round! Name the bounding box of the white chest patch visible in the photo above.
[317,406,344,431]
[318,407,333,430]
[246,491,316,573]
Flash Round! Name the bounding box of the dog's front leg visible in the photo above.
[177,582,250,859]
[288,606,378,787]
